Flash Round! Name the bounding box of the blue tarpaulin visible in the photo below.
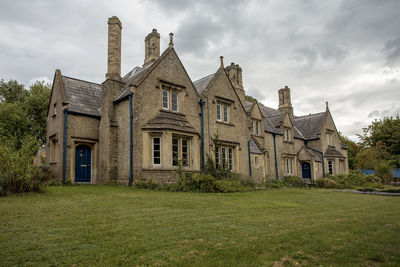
[361,169,375,175]
[393,169,400,178]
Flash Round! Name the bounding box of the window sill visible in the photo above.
[216,121,235,126]
[160,109,185,116]
[49,161,57,165]
[252,134,264,138]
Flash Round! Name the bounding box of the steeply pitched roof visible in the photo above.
[243,101,254,113]
[291,112,325,140]
[142,112,198,134]
[62,76,102,117]
[193,73,215,95]
[249,138,263,154]
[259,104,282,118]
[325,146,345,158]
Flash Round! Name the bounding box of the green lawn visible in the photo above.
[1,186,399,266]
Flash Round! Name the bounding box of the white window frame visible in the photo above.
[284,128,291,141]
[215,147,220,169]
[162,90,169,110]
[215,145,235,170]
[223,105,228,122]
[152,137,162,165]
[228,148,233,171]
[217,104,222,121]
[172,136,190,167]
[327,132,334,146]
[284,156,295,176]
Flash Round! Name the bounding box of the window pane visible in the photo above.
[182,139,189,166]
[223,105,228,122]
[172,138,179,166]
[256,122,259,135]
[215,147,220,169]
[228,148,233,171]
[217,104,221,121]
[251,121,254,133]
[162,90,169,109]
[172,92,178,112]
[222,147,227,169]
[153,137,161,164]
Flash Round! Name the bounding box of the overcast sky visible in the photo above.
[1,0,399,141]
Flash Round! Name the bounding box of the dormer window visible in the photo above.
[283,128,291,141]
[162,89,179,112]
[251,120,260,135]
[327,132,334,146]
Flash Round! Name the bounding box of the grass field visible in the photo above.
[1,186,399,266]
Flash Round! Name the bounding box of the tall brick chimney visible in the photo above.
[143,29,160,67]
[278,86,294,116]
[225,62,245,103]
[106,16,122,80]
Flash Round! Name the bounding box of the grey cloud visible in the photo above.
[383,38,400,66]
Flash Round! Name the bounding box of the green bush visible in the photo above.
[0,144,50,196]
[135,179,159,190]
[263,180,285,189]
[381,188,400,193]
[375,164,393,184]
[316,178,339,189]
[283,176,304,187]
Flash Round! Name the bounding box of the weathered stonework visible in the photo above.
[45,16,349,185]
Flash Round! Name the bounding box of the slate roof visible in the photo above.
[193,73,215,95]
[291,112,325,140]
[307,147,322,162]
[325,146,345,158]
[62,76,102,117]
[259,104,282,117]
[243,101,254,113]
[249,138,263,154]
[142,112,198,134]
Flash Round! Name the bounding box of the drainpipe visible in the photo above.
[62,109,68,184]
[305,141,325,177]
[199,99,205,172]
[248,139,252,177]
[128,94,133,186]
[273,133,279,180]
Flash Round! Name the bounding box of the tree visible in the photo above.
[339,132,360,170]
[358,116,400,168]
[0,79,29,103]
[245,95,258,103]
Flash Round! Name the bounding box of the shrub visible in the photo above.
[135,179,159,190]
[263,180,285,189]
[357,187,378,192]
[283,176,304,187]
[0,144,50,196]
[375,163,393,184]
[316,178,339,189]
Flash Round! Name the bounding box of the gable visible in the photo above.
[46,69,66,117]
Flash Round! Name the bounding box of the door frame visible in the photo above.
[71,140,97,184]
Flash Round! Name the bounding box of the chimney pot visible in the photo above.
[220,56,224,68]
[106,16,122,80]
[169,32,174,48]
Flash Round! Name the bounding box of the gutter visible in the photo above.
[199,99,205,172]
[248,139,252,177]
[128,94,133,186]
[62,109,68,184]
[273,133,279,180]
[305,141,325,177]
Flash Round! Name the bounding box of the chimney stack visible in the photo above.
[144,29,160,67]
[278,86,294,116]
[106,16,122,80]
[225,62,245,103]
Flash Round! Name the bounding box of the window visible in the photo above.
[328,160,333,175]
[152,137,161,165]
[255,156,258,167]
[217,104,221,121]
[172,136,189,166]
[215,145,235,170]
[256,121,259,135]
[162,90,169,109]
[284,128,291,141]
[217,103,230,123]
[284,156,295,175]
[171,92,178,112]
[228,148,233,171]
[223,105,228,122]
[162,89,179,112]
[327,132,334,146]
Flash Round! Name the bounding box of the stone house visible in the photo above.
[46,16,348,184]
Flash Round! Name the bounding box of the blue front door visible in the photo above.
[302,162,311,179]
[75,145,91,182]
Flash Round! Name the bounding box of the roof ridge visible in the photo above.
[293,111,325,119]
[62,75,101,86]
